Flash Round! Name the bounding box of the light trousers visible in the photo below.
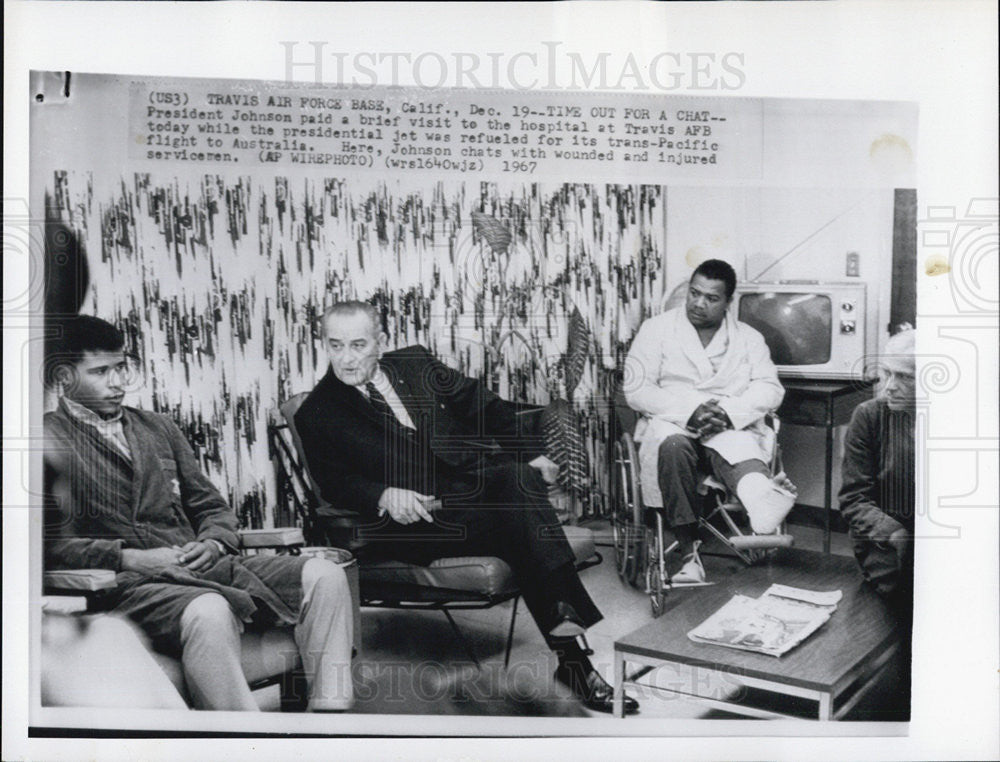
[178,557,353,711]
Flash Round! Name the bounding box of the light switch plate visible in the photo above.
[845,251,860,277]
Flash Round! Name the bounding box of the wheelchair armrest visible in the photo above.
[43,569,117,593]
[238,527,305,550]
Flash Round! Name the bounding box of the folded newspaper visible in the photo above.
[688,584,843,657]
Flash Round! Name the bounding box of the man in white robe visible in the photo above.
[624,259,795,581]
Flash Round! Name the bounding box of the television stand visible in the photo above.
[776,377,876,553]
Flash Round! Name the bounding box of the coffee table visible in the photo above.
[612,548,901,720]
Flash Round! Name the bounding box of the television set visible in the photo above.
[733,282,868,380]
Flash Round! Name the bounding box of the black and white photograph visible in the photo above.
[4,2,998,761]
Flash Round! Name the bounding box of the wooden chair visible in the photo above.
[270,392,601,668]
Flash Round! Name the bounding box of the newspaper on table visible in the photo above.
[687,584,843,657]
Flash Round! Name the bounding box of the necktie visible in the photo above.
[365,381,394,420]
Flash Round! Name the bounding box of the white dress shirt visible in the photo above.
[360,368,417,430]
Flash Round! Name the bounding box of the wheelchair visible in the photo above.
[611,394,794,617]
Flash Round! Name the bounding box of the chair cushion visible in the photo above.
[44,569,117,592]
[359,526,597,598]
[362,555,517,598]
[239,527,305,548]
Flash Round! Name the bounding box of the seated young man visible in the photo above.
[624,259,796,583]
[43,316,354,711]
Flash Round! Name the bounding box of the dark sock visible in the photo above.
[671,522,699,556]
[552,638,593,673]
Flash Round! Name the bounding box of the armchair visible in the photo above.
[270,392,601,668]
[41,527,334,711]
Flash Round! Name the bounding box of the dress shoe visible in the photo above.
[554,661,639,715]
[548,601,587,639]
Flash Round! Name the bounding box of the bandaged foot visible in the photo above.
[670,540,707,585]
[737,472,797,534]
[772,471,798,497]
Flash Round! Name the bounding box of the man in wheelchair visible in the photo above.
[624,259,796,584]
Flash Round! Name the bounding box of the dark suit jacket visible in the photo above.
[838,398,914,599]
[295,345,546,520]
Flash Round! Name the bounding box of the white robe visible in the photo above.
[624,307,784,507]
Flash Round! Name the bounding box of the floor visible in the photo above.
[256,520,908,720]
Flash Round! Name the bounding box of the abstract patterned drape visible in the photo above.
[48,170,666,527]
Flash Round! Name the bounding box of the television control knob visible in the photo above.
[840,320,856,334]
[841,301,855,312]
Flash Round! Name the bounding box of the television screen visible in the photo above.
[737,292,832,365]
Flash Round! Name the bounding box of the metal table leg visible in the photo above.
[818,692,833,720]
[613,651,625,717]
[823,400,834,554]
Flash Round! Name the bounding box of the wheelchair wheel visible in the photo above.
[611,433,645,586]
[644,526,668,617]
[650,588,665,618]
[645,553,666,618]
